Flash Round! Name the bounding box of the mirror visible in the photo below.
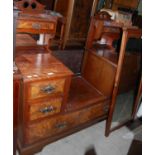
[105,28,142,136]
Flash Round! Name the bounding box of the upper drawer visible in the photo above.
[16,20,56,34]
[26,78,65,100]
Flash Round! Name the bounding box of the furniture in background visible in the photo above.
[104,0,140,10]
[53,0,101,49]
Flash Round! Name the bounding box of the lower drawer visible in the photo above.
[28,97,62,121]
[25,101,109,144]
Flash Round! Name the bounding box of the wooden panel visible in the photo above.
[27,78,65,100]
[69,0,94,39]
[83,50,141,97]
[112,0,139,9]
[83,50,117,97]
[28,97,62,121]
[54,0,69,17]
[25,102,107,144]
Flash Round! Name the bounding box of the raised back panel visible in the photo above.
[14,0,45,13]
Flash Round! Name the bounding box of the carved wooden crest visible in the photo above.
[14,0,45,13]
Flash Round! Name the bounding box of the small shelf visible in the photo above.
[66,76,108,112]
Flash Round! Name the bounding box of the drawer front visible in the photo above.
[17,20,55,31]
[27,79,65,100]
[25,102,107,144]
[29,98,62,121]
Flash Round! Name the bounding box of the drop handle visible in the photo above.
[39,106,54,114]
[55,122,67,129]
[41,85,55,94]
[32,23,41,29]
[104,106,109,113]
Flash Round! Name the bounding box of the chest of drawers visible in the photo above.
[15,53,73,147]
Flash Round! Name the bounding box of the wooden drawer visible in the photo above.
[26,79,65,100]
[28,97,62,121]
[17,20,55,33]
[25,102,108,144]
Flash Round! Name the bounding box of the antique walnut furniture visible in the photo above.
[14,1,142,154]
[14,1,108,155]
[53,0,102,49]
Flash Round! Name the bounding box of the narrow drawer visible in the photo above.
[28,97,62,121]
[17,20,55,31]
[26,79,65,100]
[25,102,107,144]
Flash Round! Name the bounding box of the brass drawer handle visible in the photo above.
[55,122,67,129]
[32,23,41,29]
[41,85,55,94]
[104,106,109,113]
[39,106,54,114]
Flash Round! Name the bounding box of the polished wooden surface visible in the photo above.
[15,53,73,81]
[16,46,50,57]
[82,49,117,97]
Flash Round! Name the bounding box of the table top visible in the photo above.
[15,53,73,81]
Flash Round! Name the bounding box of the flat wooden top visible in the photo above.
[67,76,108,112]
[15,53,73,81]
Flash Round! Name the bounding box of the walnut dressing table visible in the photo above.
[14,2,141,155]
[14,1,111,155]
